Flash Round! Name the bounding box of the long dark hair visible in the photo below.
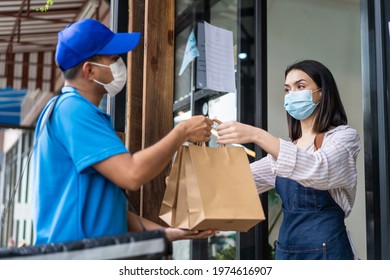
[284,60,348,141]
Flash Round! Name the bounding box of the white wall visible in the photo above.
[267,0,366,258]
[2,129,22,153]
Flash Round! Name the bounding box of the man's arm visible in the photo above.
[93,116,212,191]
[126,211,218,241]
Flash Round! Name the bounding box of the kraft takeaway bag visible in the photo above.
[159,143,265,232]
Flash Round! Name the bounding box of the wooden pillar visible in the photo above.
[50,52,56,92]
[36,52,44,90]
[127,0,175,225]
[141,0,174,224]
[21,53,29,89]
[5,51,15,87]
[127,0,145,157]
[126,0,145,217]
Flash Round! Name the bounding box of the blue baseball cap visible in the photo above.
[55,18,141,71]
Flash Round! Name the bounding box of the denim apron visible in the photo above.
[274,134,354,260]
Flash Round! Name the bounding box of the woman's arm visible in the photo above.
[216,121,280,158]
[272,126,361,190]
[250,156,277,194]
[216,122,361,191]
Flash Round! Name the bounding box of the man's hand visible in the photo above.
[178,116,213,143]
[165,227,219,241]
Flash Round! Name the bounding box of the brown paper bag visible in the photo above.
[159,144,265,232]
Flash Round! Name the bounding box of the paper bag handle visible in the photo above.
[210,119,256,158]
[212,119,222,125]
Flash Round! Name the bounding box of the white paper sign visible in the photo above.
[196,22,236,93]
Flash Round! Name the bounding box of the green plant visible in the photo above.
[36,0,54,12]
[215,245,236,260]
[268,188,282,259]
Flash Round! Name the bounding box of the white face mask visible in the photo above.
[90,57,127,97]
[284,89,321,120]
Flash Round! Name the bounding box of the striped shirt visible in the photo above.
[250,125,361,217]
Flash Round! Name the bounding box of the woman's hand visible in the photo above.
[165,227,219,241]
[216,121,258,145]
[216,121,280,158]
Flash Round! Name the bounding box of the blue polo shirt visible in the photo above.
[33,86,128,244]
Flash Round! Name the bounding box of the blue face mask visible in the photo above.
[284,89,321,120]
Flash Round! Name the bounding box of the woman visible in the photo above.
[216,60,361,260]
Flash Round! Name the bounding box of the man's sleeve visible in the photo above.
[53,96,128,173]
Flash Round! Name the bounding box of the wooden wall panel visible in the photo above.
[141,0,174,225]
[127,0,145,155]
[126,0,145,218]
[21,53,29,89]
[5,52,14,87]
[127,0,174,225]
[36,52,44,90]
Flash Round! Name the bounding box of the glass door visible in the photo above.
[173,0,269,260]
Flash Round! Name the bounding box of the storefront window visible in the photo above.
[267,0,364,258]
[173,0,257,260]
